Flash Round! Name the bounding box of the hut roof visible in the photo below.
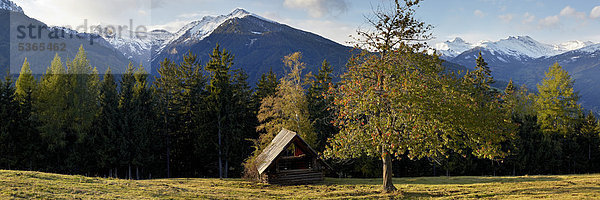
[255,128,326,175]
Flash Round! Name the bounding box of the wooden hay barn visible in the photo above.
[255,128,331,184]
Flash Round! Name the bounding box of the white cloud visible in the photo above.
[560,6,586,19]
[522,12,535,24]
[560,6,576,16]
[473,9,485,18]
[283,0,348,18]
[176,11,216,19]
[538,15,559,28]
[14,0,151,30]
[591,6,600,18]
[498,14,513,23]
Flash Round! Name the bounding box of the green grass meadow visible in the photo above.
[1,170,599,199]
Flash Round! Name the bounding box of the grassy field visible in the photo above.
[1,170,600,199]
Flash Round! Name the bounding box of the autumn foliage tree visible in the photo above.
[324,0,515,192]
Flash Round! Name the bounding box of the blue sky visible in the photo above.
[12,0,600,46]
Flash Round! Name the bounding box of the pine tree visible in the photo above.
[578,111,600,172]
[174,52,207,177]
[228,69,255,176]
[0,74,19,169]
[119,63,136,179]
[465,52,496,98]
[253,69,279,105]
[307,59,337,152]
[206,45,234,178]
[93,68,120,176]
[153,58,182,178]
[132,65,157,179]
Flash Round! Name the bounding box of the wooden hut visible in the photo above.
[254,128,331,184]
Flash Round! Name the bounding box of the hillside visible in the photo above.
[1,170,599,199]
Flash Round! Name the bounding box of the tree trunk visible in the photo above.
[136,167,139,180]
[382,149,396,193]
[165,93,171,178]
[512,163,516,176]
[588,143,591,173]
[224,159,228,178]
[166,135,170,178]
[218,112,223,179]
[128,164,132,180]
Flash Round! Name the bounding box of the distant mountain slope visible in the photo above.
[102,29,174,67]
[435,36,595,60]
[435,37,473,60]
[151,9,353,84]
[450,42,600,112]
[0,0,131,75]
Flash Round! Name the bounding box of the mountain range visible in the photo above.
[1,0,599,112]
[0,0,131,75]
[435,36,600,112]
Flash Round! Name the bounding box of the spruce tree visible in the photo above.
[465,52,495,98]
[228,69,255,176]
[206,45,234,178]
[307,59,337,152]
[0,74,19,169]
[132,66,156,179]
[579,111,600,172]
[253,69,278,105]
[93,68,120,176]
[119,63,136,179]
[153,58,182,178]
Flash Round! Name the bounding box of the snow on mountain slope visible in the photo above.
[165,8,262,47]
[574,43,600,53]
[102,29,174,62]
[99,8,272,64]
[0,0,22,13]
[436,36,596,60]
[435,37,474,58]
[555,41,595,52]
[478,36,560,59]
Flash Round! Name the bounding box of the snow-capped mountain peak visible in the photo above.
[554,40,594,52]
[574,43,600,53]
[99,8,273,65]
[0,0,23,13]
[435,37,474,58]
[436,35,598,60]
[230,8,252,18]
[478,36,561,59]
[167,8,268,46]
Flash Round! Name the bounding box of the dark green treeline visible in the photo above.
[1,45,600,179]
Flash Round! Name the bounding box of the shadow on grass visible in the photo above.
[323,175,562,186]
[490,185,600,198]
